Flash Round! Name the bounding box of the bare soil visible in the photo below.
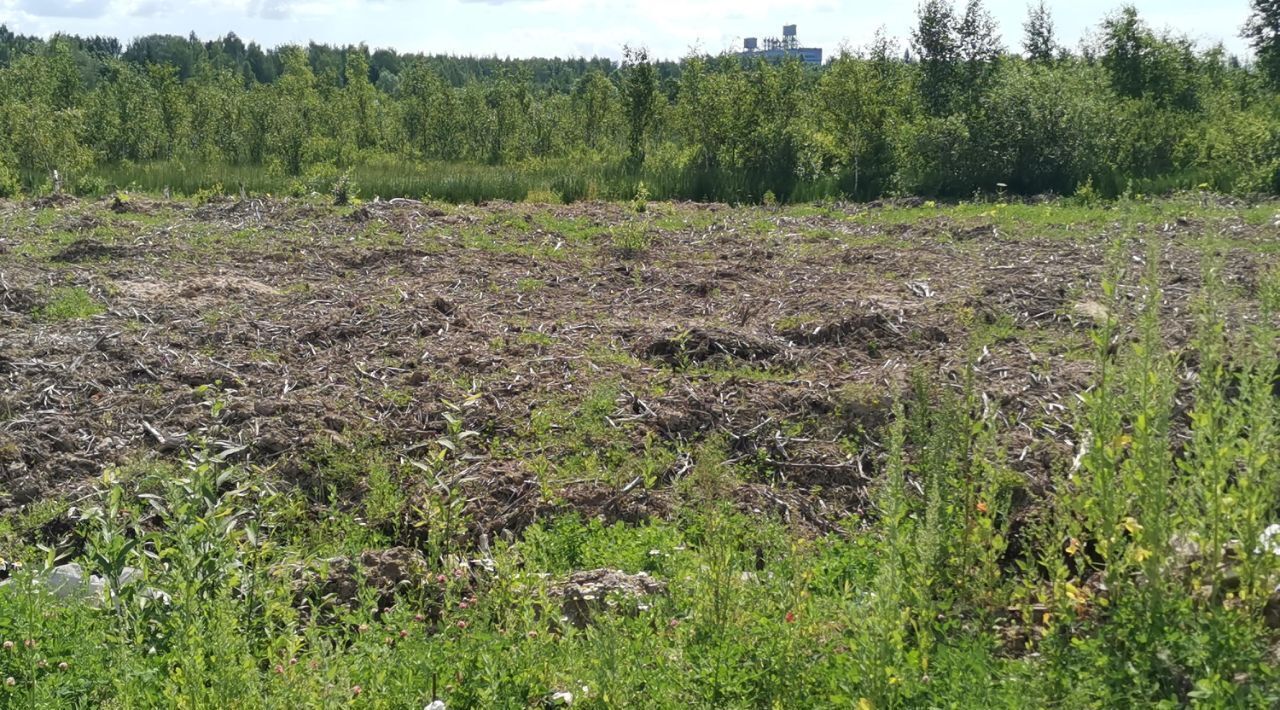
[1,196,1275,540]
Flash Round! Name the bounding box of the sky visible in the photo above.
[0,0,1257,61]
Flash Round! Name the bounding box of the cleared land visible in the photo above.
[2,194,1280,706]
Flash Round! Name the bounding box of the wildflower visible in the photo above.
[1257,524,1280,555]
[458,601,469,610]
[23,640,33,649]
[1,641,11,651]
[425,701,447,710]
[976,500,989,514]
[453,567,465,579]
[36,660,46,669]
[414,614,426,623]
[399,630,409,639]
[4,678,13,687]
[352,685,363,697]
[57,663,68,672]
[357,624,369,634]
[456,620,468,629]
[527,630,539,639]
[274,665,285,675]
[785,611,796,624]
[289,657,298,666]
[668,618,680,629]
[436,574,448,585]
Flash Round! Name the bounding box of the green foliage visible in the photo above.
[331,170,358,206]
[0,11,1276,203]
[1245,0,1280,89]
[34,286,103,322]
[621,46,659,170]
[0,156,20,198]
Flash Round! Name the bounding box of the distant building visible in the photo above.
[740,24,823,66]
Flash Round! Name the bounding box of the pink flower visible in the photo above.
[274,665,285,675]
[456,620,468,629]
[458,601,469,609]
[785,612,796,624]
[351,685,362,696]
[399,630,409,639]
[414,614,426,623]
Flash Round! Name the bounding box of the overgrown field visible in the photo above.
[2,193,1280,706]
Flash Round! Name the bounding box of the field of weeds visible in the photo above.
[2,193,1280,706]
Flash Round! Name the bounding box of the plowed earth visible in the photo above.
[1,196,1276,542]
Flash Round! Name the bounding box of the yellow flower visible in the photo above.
[1122,517,1143,536]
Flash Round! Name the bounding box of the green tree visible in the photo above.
[1023,0,1057,64]
[572,69,619,150]
[1244,0,1280,87]
[621,46,659,168]
[956,0,1003,104]
[913,0,960,115]
[267,46,321,174]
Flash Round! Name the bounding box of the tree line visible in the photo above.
[0,1,1278,202]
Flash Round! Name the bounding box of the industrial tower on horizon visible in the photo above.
[740,24,823,66]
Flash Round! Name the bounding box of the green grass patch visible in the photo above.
[33,287,103,322]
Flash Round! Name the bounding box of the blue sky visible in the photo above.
[0,0,1256,60]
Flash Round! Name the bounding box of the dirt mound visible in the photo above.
[780,313,950,352]
[29,193,77,209]
[51,239,135,263]
[641,327,787,366]
[298,547,432,611]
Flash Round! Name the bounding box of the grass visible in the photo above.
[90,158,847,206]
[33,286,103,322]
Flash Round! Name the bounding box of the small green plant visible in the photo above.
[524,187,562,204]
[632,181,650,214]
[34,287,103,322]
[332,171,359,206]
[611,223,651,259]
[192,182,225,205]
[0,162,21,199]
[1073,176,1100,207]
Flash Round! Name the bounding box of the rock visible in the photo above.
[37,563,147,605]
[548,569,667,628]
[1071,301,1110,325]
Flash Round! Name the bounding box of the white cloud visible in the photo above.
[16,0,111,17]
